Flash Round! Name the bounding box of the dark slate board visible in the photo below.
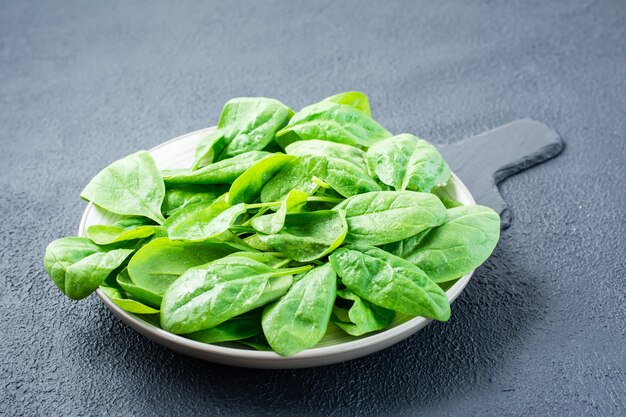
[439,119,564,228]
[1,1,625,417]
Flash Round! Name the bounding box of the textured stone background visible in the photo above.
[1,1,625,416]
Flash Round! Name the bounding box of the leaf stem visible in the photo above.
[307,196,344,204]
[272,258,293,269]
[270,264,313,277]
[245,201,282,209]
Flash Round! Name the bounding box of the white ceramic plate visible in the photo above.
[79,127,476,369]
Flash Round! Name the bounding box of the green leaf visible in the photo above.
[161,185,226,217]
[251,189,308,234]
[275,100,391,149]
[260,156,327,203]
[127,237,244,298]
[186,310,262,344]
[164,199,246,242]
[43,237,133,300]
[86,224,159,245]
[262,264,337,356]
[366,134,451,192]
[329,245,450,321]
[160,256,311,334]
[401,205,500,283]
[193,130,227,170]
[99,285,160,314]
[285,139,367,169]
[257,210,348,262]
[324,157,382,198]
[331,289,395,336]
[80,151,166,224]
[242,234,275,252]
[322,91,371,116]
[215,97,294,159]
[333,191,447,246]
[116,268,162,308]
[162,151,273,186]
[64,249,134,300]
[228,153,296,205]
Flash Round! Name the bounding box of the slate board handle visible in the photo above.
[437,119,564,228]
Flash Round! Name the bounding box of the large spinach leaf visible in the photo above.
[161,185,226,217]
[275,99,391,149]
[164,198,246,242]
[329,245,450,321]
[43,237,134,300]
[194,97,293,167]
[401,205,500,282]
[324,157,382,198]
[333,191,447,246]
[160,256,311,334]
[86,224,161,245]
[262,264,337,356]
[163,151,272,186]
[260,156,327,203]
[80,151,166,224]
[228,153,296,205]
[257,210,347,262]
[116,268,162,308]
[366,134,451,192]
[285,139,367,169]
[127,237,244,300]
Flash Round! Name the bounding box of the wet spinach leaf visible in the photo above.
[228,153,296,205]
[163,151,272,185]
[80,151,166,224]
[329,245,450,321]
[401,205,500,282]
[366,134,451,192]
[333,191,447,246]
[186,310,262,344]
[331,289,396,336]
[100,285,160,315]
[257,210,347,262]
[160,256,311,334]
[262,264,337,356]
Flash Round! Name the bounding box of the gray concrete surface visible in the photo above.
[1,1,624,416]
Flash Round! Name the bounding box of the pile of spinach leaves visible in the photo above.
[43,92,500,356]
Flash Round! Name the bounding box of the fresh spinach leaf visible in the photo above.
[99,285,160,315]
[401,205,500,282]
[86,224,160,245]
[127,237,245,299]
[275,100,391,149]
[285,139,367,169]
[160,256,311,334]
[251,189,308,234]
[163,151,273,186]
[228,153,296,205]
[331,289,395,336]
[329,245,450,321]
[192,130,227,170]
[116,268,162,308]
[260,155,327,203]
[324,157,382,198]
[333,191,447,246]
[161,185,226,217]
[366,134,451,192]
[257,210,348,262]
[164,199,246,242]
[262,264,337,356]
[43,237,134,300]
[186,310,262,344]
[323,91,371,116]
[80,151,166,224]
